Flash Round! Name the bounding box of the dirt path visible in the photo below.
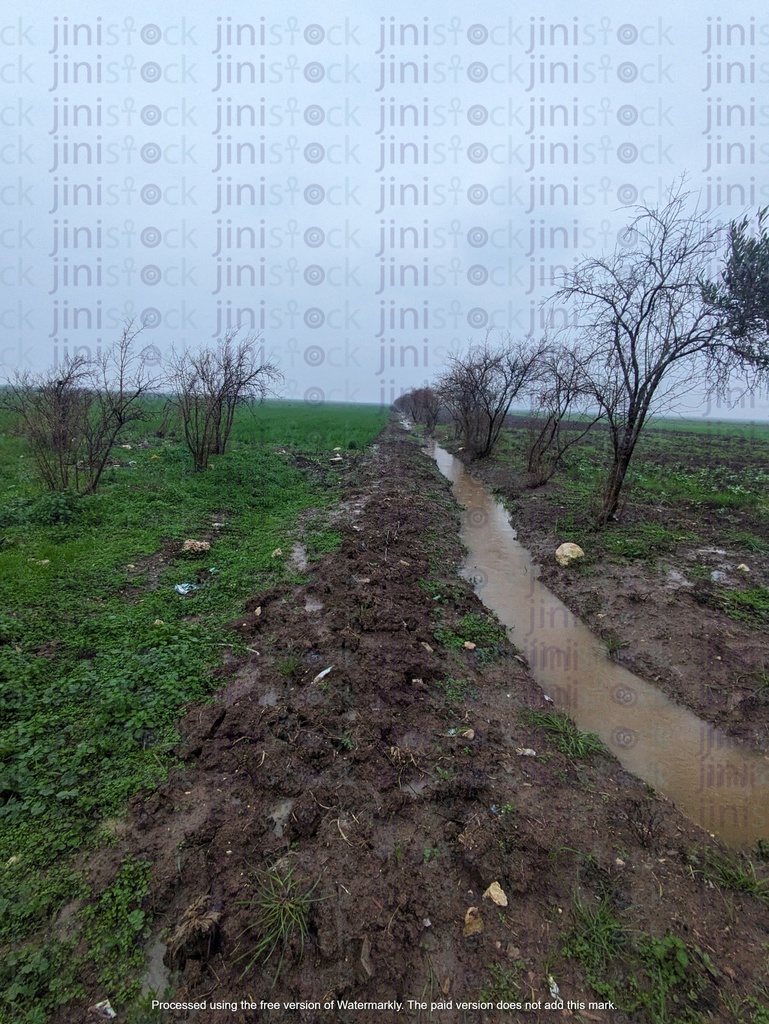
[62,423,769,1024]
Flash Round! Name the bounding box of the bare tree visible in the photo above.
[3,322,156,494]
[78,323,158,493]
[525,344,602,486]
[4,358,92,491]
[437,333,546,460]
[168,330,282,471]
[554,184,745,524]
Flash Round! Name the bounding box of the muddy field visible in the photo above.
[57,421,769,1024]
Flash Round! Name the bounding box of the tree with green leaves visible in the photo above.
[702,207,769,376]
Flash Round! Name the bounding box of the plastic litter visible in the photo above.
[312,665,334,684]
[548,975,559,999]
[88,1000,117,1020]
[516,748,537,757]
[174,583,199,595]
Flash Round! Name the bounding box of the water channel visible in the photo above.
[429,442,769,849]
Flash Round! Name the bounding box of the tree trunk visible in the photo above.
[598,446,633,524]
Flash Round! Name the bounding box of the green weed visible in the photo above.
[480,960,525,1003]
[437,677,476,703]
[696,849,769,904]
[719,586,769,626]
[563,895,709,1023]
[433,613,506,662]
[235,864,322,986]
[522,710,606,760]
[0,400,385,1019]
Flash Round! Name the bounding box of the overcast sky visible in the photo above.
[2,0,769,418]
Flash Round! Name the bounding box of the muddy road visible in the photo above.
[63,422,769,1024]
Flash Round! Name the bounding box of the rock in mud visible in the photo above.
[555,542,585,566]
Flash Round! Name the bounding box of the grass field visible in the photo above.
[0,398,387,1020]
[490,416,769,567]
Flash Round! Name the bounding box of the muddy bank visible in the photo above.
[428,442,769,848]
[59,422,769,1024]
[452,443,769,757]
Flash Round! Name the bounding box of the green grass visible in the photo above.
[696,849,769,904]
[0,398,385,1022]
[562,894,712,1023]
[522,710,606,761]
[433,612,507,662]
[234,864,322,985]
[437,677,477,703]
[718,586,769,626]
[457,415,769,555]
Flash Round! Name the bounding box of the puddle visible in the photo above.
[290,543,309,572]
[141,934,171,998]
[430,443,769,848]
[270,798,294,837]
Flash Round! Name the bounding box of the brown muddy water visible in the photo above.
[430,442,769,849]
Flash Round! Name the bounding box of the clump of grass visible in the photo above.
[697,849,769,904]
[563,893,626,985]
[235,864,322,985]
[277,653,301,677]
[603,632,630,659]
[522,710,606,760]
[719,586,769,626]
[433,612,507,662]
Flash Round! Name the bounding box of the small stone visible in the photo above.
[463,906,483,936]
[483,881,508,907]
[182,539,211,554]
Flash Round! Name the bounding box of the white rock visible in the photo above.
[555,542,585,566]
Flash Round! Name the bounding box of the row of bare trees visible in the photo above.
[400,182,769,525]
[3,328,281,493]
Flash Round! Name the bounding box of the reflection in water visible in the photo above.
[430,443,769,848]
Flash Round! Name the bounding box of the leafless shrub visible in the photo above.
[525,344,602,487]
[437,332,547,460]
[167,329,282,471]
[395,386,442,433]
[3,322,157,494]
